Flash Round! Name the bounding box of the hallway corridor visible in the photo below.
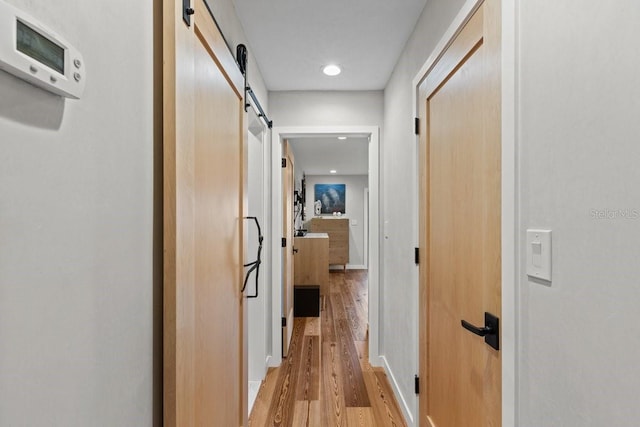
[249,270,406,426]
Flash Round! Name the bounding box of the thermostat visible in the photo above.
[0,0,85,98]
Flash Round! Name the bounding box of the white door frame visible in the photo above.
[363,187,369,269]
[245,104,272,414]
[246,104,272,380]
[270,126,381,366]
[412,0,518,425]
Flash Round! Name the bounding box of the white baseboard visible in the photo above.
[248,381,261,416]
[380,355,416,426]
[265,354,273,368]
[329,264,367,270]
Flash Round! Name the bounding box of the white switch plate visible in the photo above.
[526,229,552,282]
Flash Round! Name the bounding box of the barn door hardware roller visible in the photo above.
[236,44,273,128]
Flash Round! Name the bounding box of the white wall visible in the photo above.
[269,91,383,127]
[0,0,156,425]
[0,0,269,425]
[381,0,467,423]
[516,1,640,425]
[304,175,368,268]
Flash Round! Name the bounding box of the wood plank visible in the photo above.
[304,317,321,336]
[329,271,347,294]
[266,318,306,427]
[321,295,336,343]
[332,288,370,407]
[248,368,279,426]
[292,401,309,426]
[335,318,370,407]
[296,335,320,400]
[362,368,406,427]
[330,290,349,322]
[308,400,322,427]
[362,369,390,425]
[354,341,367,364]
[347,407,377,427]
[249,271,407,426]
[321,342,346,427]
[341,283,367,341]
[373,369,406,427]
[346,272,369,341]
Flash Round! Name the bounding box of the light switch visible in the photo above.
[351,219,358,226]
[531,242,542,267]
[526,229,552,282]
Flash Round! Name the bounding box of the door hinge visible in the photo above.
[182,0,194,26]
[415,247,420,265]
[282,158,287,168]
[415,375,420,394]
[282,317,287,327]
[282,237,287,247]
[414,117,420,135]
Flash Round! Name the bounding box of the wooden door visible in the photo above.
[418,1,501,426]
[281,140,295,356]
[163,0,247,425]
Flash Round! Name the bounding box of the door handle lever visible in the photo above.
[460,312,500,351]
[461,320,493,336]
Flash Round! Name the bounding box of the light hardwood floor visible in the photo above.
[249,270,407,427]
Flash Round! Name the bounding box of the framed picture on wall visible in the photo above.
[314,183,346,214]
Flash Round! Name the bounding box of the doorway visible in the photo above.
[270,126,381,366]
[289,135,369,271]
[246,105,272,414]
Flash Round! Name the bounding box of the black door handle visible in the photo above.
[461,312,499,350]
[461,320,493,336]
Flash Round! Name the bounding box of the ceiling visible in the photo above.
[233,0,428,91]
[289,136,369,176]
[235,0,425,174]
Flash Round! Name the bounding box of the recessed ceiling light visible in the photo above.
[330,170,337,174]
[322,64,341,76]
[337,136,347,140]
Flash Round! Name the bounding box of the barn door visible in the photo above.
[163,0,247,425]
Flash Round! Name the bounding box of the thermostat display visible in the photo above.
[17,20,65,75]
[0,0,85,98]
